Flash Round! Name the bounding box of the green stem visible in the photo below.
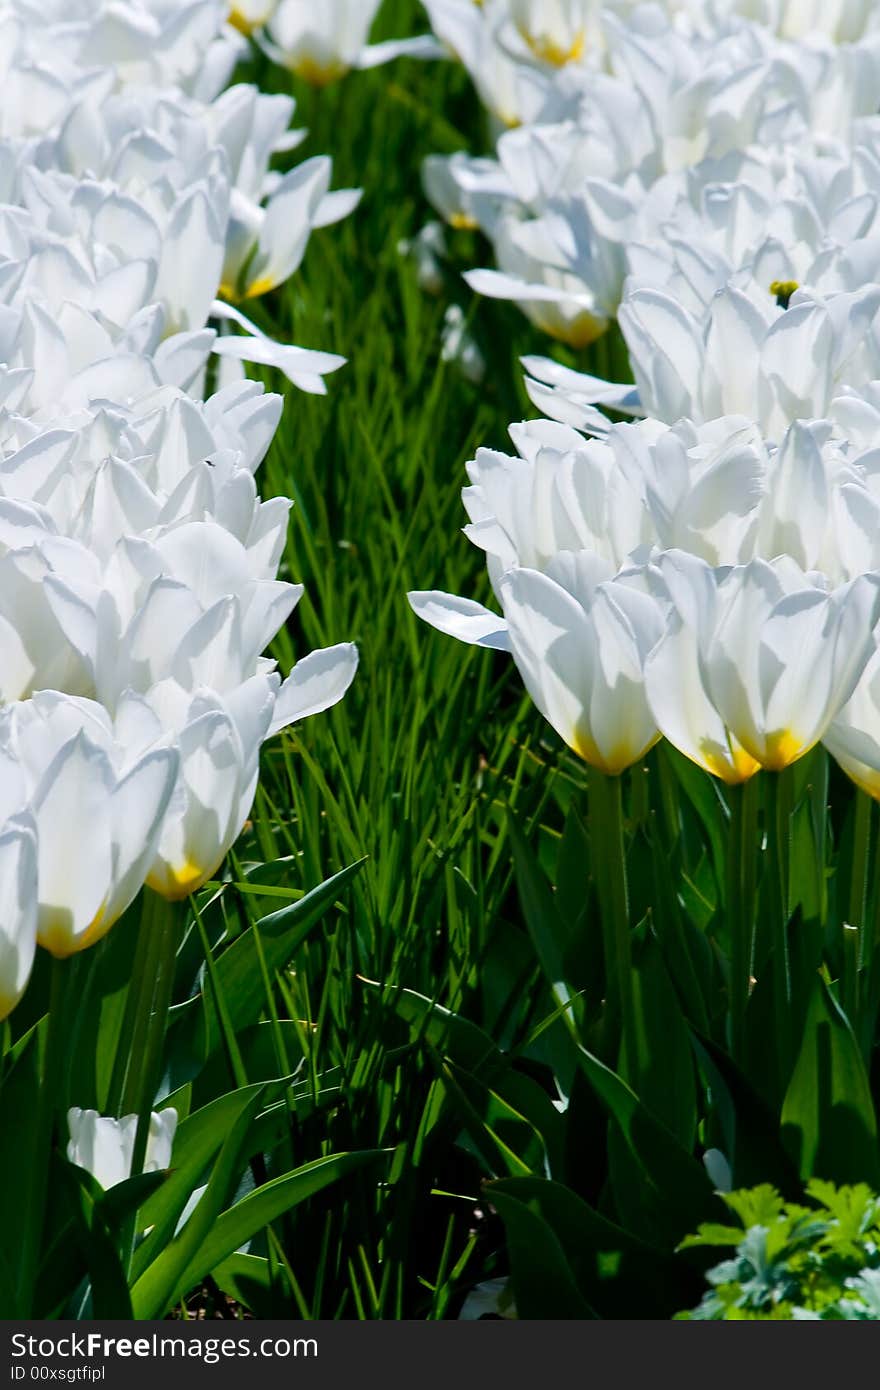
[727,776,760,1062]
[590,769,638,1073]
[127,891,181,1183]
[765,768,794,1088]
[630,761,650,830]
[20,955,68,1315]
[849,789,872,963]
[106,893,164,1117]
[842,924,860,1023]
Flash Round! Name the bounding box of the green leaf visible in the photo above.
[661,745,728,894]
[781,978,880,1186]
[508,810,585,1030]
[66,1164,134,1318]
[0,1029,41,1310]
[575,1045,717,1247]
[210,1254,288,1317]
[627,930,696,1150]
[168,1150,388,1308]
[191,1021,305,1108]
[489,1186,596,1319]
[131,1086,268,1318]
[167,861,366,1084]
[374,982,565,1176]
[131,1083,289,1282]
[691,1034,801,1196]
[490,1176,701,1319]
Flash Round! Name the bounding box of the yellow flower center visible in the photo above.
[291,55,349,87]
[39,900,108,959]
[243,273,278,300]
[762,729,806,771]
[147,859,210,902]
[228,8,258,36]
[770,279,799,309]
[574,730,660,776]
[698,739,761,785]
[521,28,586,66]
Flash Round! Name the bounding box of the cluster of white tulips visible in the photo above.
[411,0,880,807]
[420,2,880,342]
[0,0,378,1027]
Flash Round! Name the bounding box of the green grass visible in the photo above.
[203,0,592,1317]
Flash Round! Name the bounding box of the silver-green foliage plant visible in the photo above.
[679,1182,880,1320]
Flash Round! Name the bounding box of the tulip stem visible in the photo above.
[117,891,166,1120]
[727,776,760,1061]
[766,768,793,975]
[590,769,638,1073]
[128,891,180,1185]
[849,789,872,958]
[21,955,68,1315]
[765,768,794,1088]
[106,895,164,1117]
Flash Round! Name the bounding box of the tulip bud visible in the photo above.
[67,1108,178,1191]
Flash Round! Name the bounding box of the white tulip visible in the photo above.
[0,692,179,957]
[726,0,880,42]
[264,0,439,85]
[228,0,277,35]
[0,796,38,1023]
[500,554,663,774]
[824,650,880,799]
[526,282,880,441]
[67,1107,178,1191]
[146,643,359,899]
[645,553,880,780]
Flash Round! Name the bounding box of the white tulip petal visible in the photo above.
[270,643,359,735]
[408,590,511,651]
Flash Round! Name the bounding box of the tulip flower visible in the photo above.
[824,651,880,799]
[67,1107,178,1191]
[729,0,879,42]
[228,0,277,36]
[421,0,553,127]
[146,644,359,899]
[0,692,179,957]
[508,0,596,66]
[218,156,361,304]
[526,281,880,441]
[500,554,663,774]
[644,553,880,780]
[0,801,38,1023]
[264,0,439,86]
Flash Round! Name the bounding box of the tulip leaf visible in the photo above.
[488,1186,597,1319]
[167,1150,388,1309]
[210,1254,287,1318]
[191,1020,306,1108]
[64,1163,134,1319]
[662,745,728,894]
[691,1033,800,1196]
[781,978,880,1187]
[508,810,585,1028]
[0,1248,17,1320]
[626,929,697,1151]
[489,1176,703,1319]
[167,859,365,1084]
[372,982,565,1174]
[0,1029,41,1311]
[575,1044,718,1246]
[131,1082,289,1282]
[131,1085,268,1318]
